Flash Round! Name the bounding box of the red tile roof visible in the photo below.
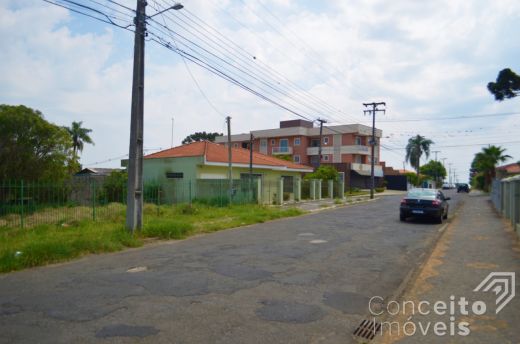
[497,162,520,174]
[145,141,313,171]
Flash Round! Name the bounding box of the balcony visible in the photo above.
[272,146,293,155]
[307,145,369,156]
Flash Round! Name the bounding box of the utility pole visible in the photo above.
[125,1,183,232]
[363,102,386,199]
[249,132,254,195]
[431,150,440,188]
[226,116,233,201]
[126,0,147,232]
[441,158,447,182]
[316,118,327,168]
[448,163,453,184]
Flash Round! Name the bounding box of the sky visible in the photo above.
[1,0,519,183]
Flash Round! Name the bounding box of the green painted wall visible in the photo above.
[143,157,305,204]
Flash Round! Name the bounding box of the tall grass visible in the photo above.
[0,203,304,273]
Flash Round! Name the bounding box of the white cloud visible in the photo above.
[0,0,519,179]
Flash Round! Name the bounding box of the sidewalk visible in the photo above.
[378,193,520,343]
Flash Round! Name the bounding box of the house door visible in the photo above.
[260,139,267,154]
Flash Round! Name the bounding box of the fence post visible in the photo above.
[317,179,322,199]
[91,180,96,221]
[157,187,161,216]
[20,180,25,229]
[310,180,316,200]
[328,179,334,199]
[256,178,262,204]
[189,180,192,206]
[278,178,284,205]
[295,178,301,202]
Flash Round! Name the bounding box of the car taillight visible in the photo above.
[400,199,407,205]
[432,200,441,207]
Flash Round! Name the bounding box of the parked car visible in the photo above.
[400,188,450,223]
[442,183,451,190]
[457,183,470,193]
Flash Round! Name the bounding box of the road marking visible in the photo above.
[127,266,147,273]
[309,239,327,244]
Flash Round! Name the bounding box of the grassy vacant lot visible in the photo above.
[0,203,303,273]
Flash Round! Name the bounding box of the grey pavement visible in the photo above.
[377,193,520,343]
[0,191,460,344]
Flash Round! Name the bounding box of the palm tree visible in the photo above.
[405,135,434,184]
[65,121,94,159]
[471,145,511,191]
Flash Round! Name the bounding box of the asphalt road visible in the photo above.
[0,191,462,344]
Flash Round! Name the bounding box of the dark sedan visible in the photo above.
[400,188,450,223]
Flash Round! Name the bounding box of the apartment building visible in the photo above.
[215,120,384,188]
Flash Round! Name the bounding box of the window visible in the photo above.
[323,137,329,145]
[294,155,300,163]
[311,139,320,147]
[323,155,329,161]
[355,136,362,145]
[294,137,301,146]
[271,139,275,145]
[260,139,267,147]
[241,142,249,149]
[166,172,183,179]
[233,143,238,148]
[355,155,362,163]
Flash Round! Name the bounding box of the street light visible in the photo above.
[148,2,183,18]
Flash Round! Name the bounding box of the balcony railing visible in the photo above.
[272,146,293,155]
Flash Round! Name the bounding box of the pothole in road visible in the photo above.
[127,266,147,273]
[309,239,327,244]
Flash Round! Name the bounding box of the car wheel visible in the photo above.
[435,214,443,224]
[400,214,406,222]
[443,211,448,219]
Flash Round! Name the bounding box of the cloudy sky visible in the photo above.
[1,0,519,182]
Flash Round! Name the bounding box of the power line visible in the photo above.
[377,111,520,123]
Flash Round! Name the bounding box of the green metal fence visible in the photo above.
[0,179,260,229]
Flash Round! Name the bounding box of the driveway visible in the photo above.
[0,191,461,343]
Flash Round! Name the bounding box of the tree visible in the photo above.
[0,104,73,181]
[65,121,94,159]
[405,135,434,181]
[487,68,520,101]
[304,165,339,180]
[420,160,447,186]
[471,145,511,191]
[182,131,223,144]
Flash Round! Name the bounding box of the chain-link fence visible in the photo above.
[0,179,260,229]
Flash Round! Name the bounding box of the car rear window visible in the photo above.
[407,189,436,198]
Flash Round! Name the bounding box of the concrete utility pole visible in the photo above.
[363,102,386,199]
[126,0,147,232]
[249,132,254,193]
[316,118,327,168]
[226,116,233,201]
[125,1,183,232]
[432,150,440,187]
[448,163,453,184]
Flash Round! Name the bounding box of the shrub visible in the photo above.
[375,187,385,193]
